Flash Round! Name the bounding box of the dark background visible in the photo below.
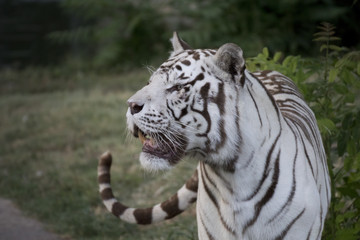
[0,0,359,68]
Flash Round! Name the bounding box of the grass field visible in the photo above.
[0,68,198,240]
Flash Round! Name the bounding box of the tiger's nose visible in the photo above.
[127,100,144,115]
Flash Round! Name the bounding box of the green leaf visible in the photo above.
[334,84,348,94]
[357,62,360,75]
[328,68,339,83]
[313,31,334,37]
[273,52,282,62]
[344,155,355,171]
[338,134,347,156]
[335,225,359,239]
[341,69,357,85]
[335,57,349,68]
[245,61,255,72]
[339,112,353,129]
[344,92,355,103]
[320,44,328,52]
[347,139,357,156]
[317,118,336,136]
[290,59,298,73]
[282,56,293,67]
[262,47,269,58]
[329,36,342,41]
[338,186,358,198]
[313,36,329,42]
[328,44,343,52]
[317,25,335,32]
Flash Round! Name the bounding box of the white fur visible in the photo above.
[139,152,172,172]
[152,204,168,222]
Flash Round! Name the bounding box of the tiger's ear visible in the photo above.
[171,32,192,54]
[214,43,246,86]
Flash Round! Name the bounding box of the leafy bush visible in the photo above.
[49,0,359,69]
[247,22,360,240]
[49,0,169,69]
[170,0,348,54]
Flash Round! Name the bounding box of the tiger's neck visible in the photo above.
[202,70,283,199]
[197,73,284,238]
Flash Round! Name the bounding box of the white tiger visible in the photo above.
[98,32,331,240]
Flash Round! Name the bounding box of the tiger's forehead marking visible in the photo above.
[150,49,216,84]
[159,49,216,71]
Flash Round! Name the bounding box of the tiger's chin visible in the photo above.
[132,125,186,171]
[139,152,173,171]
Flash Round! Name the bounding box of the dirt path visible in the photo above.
[0,198,63,240]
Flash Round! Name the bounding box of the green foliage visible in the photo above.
[247,22,360,240]
[48,0,359,69]
[171,0,347,55]
[49,0,169,69]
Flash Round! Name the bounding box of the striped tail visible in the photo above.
[98,151,198,224]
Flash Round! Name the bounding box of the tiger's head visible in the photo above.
[126,33,246,171]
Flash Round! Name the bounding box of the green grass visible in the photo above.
[0,68,198,240]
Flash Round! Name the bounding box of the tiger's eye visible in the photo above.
[168,84,183,92]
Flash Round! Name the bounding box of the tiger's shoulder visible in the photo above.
[251,70,304,100]
[251,70,318,135]
[251,70,309,118]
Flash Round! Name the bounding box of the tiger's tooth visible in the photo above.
[138,130,145,144]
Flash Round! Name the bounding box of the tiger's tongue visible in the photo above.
[138,130,157,147]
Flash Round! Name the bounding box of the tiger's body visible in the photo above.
[98,33,330,239]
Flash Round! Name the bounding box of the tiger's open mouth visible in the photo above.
[133,124,186,165]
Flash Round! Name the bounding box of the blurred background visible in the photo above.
[0,0,359,69]
[0,1,359,240]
